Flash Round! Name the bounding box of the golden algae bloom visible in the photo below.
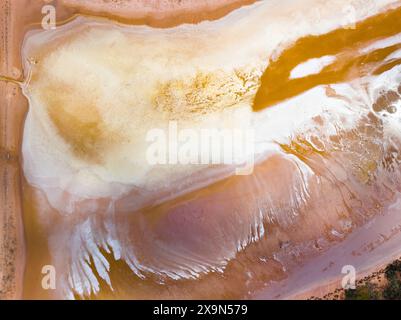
[1,0,401,300]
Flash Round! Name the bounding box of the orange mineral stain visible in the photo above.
[253,6,401,111]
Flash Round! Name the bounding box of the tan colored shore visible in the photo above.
[61,0,258,27]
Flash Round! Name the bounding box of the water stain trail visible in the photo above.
[253,6,401,111]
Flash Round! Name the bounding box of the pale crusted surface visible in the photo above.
[61,0,258,26]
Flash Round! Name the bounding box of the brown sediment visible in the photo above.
[253,5,401,111]
[293,258,400,300]
[372,90,399,113]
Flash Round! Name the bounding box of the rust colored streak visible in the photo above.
[253,6,401,111]
[0,0,31,299]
